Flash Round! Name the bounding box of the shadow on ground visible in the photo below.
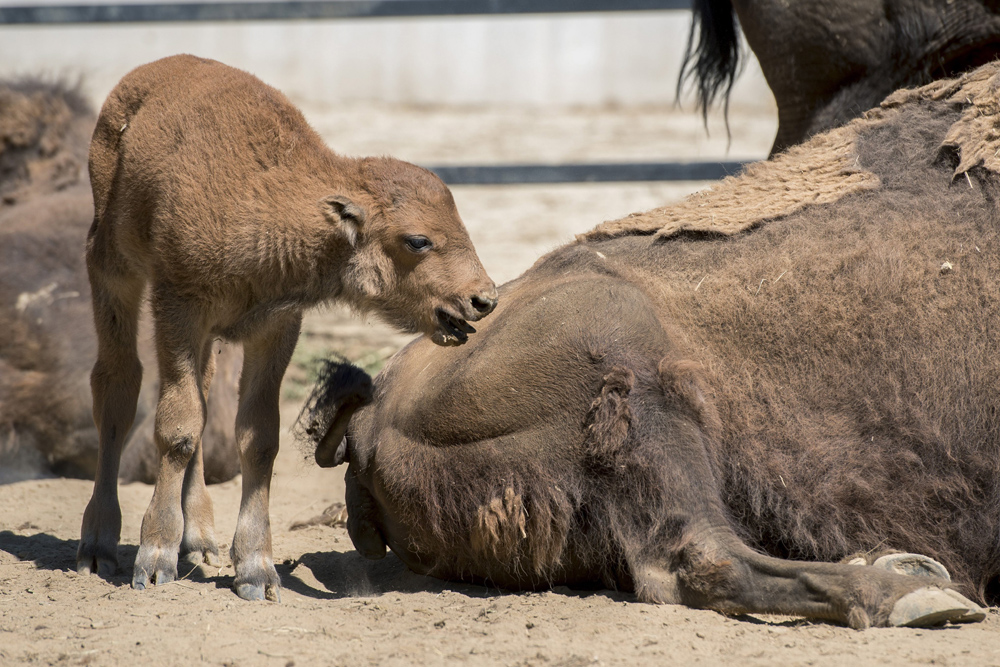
[0,530,136,587]
[291,548,634,605]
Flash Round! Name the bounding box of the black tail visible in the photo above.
[677,0,743,127]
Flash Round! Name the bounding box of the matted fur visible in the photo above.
[583,123,880,242]
[332,63,1000,626]
[586,63,1000,243]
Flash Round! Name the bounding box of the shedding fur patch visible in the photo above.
[471,486,528,562]
[468,485,570,575]
[583,367,635,467]
[581,123,880,242]
[580,63,1000,243]
[880,64,1000,178]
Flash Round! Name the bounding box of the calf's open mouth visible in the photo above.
[433,307,476,345]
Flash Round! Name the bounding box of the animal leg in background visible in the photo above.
[230,313,302,601]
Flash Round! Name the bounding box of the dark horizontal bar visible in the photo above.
[425,161,749,185]
[0,0,690,25]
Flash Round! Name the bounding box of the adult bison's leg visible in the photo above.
[77,232,145,577]
[132,294,211,589]
[345,462,387,560]
[602,377,981,628]
[645,528,983,628]
[180,337,220,568]
[230,313,301,602]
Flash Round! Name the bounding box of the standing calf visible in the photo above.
[76,55,497,601]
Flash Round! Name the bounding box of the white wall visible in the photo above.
[0,10,774,112]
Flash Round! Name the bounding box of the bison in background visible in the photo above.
[682,0,1000,154]
[302,64,1000,627]
[0,79,241,484]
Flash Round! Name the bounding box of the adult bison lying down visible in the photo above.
[0,79,240,484]
[304,65,1000,627]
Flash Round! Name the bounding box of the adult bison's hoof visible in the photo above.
[132,545,179,589]
[235,581,281,602]
[888,587,986,627]
[872,553,951,581]
[233,558,281,602]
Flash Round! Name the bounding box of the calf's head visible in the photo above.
[326,157,497,345]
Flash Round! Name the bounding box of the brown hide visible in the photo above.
[0,79,240,484]
[326,65,1000,627]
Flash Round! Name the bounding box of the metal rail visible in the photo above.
[427,161,746,185]
[0,0,690,25]
[0,0,742,184]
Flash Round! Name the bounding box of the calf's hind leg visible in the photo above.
[230,313,302,601]
[77,252,145,577]
[132,298,213,589]
[180,338,221,568]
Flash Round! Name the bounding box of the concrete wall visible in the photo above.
[0,9,774,112]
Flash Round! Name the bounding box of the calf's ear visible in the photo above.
[321,195,366,246]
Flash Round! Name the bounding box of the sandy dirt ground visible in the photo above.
[2,102,999,666]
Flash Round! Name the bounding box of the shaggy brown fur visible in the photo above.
[77,55,497,603]
[307,64,1000,627]
[0,79,241,484]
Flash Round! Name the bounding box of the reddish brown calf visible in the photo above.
[76,55,496,601]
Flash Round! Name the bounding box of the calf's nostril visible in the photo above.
[471,294,497,315]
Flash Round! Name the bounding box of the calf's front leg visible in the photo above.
[230,314,301,601]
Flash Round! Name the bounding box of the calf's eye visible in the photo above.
[404,236,432,252]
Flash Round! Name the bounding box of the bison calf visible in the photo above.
[77,55,497,602]
[310,65,1000,627]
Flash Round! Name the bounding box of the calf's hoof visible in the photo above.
[888,587,986,627]
[132,545,179,589]
[181,539,221,568]
[78,500,122,578]
[76,543,118,578]
[233,558,282,602]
